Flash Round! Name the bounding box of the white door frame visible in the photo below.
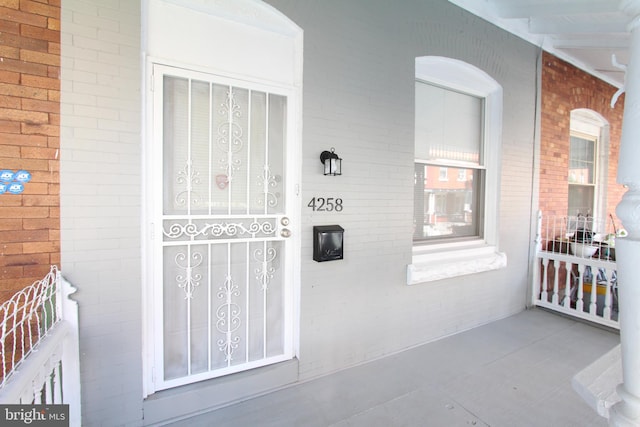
[141,0,302,397]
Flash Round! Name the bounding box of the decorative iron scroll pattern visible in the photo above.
[175,251,202,299]
[258,165,279,209]
[216,275,241,362]
[254,246,276,291]
[175,161,201,208]
[218,88,243,182]
[163,219,276,240]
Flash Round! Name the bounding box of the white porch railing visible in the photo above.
[0,266,81,425]
[533,212,621,329]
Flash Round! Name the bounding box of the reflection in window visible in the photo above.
[414,164,483,240]
[414,80,485,242]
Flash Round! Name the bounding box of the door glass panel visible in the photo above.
[163,77,189,216]
[266,94,287,215]
[190,80,212,216]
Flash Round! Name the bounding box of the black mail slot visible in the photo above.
[313,225,344,262]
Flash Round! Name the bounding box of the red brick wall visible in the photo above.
[0,0,60,302]
[540,51,626,223]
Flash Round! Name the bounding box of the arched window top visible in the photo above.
[415,56,501,97]
[571,108,608,136]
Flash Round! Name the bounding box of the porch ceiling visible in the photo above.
[449,0,631,88]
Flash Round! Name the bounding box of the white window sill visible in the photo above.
[407,241,507,285]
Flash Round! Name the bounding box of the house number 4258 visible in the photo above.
[307,197,343,212]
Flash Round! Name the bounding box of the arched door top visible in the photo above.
[145,0,303,87]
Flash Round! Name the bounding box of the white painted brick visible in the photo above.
[73,57,119,75]
[71,127,119,141]
[61,1,143,426]
[73,12,120,32]
[66,69,97,84]
[61,115,97,129]
[71,80,121,98]
[73,31,119,53]
[67,1,99,17]
[98,118,139,132]
[73,105,118,120]
[98,5,139,24]
[63,21,98,39]
[97,29,139,47]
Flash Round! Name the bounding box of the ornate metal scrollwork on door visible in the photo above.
[216,274,241,362]
[258,165,280,208]
[163,219,277,240]
[175,161,201,208]
[218,88,244,182]
[174,251,202,299]
[254,246,277,291]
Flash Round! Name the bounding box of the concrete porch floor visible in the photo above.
[164,308,619,427]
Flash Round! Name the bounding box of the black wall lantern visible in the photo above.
[320,148,342,176]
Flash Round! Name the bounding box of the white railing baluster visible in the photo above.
[52,365,61,404]
[603,267,613,320]
[563,263,572,308]
[33,378,42,404]
[45,369,53,404]
[576,263,585,312]
[532,211,543,305]
[541,258,549,302]
[532,213,620,329]
[552,261,560,305]
[589,263,598,315]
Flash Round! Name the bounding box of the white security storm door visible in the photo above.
[152,65,295,390]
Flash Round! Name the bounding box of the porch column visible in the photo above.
[610,1,640,426]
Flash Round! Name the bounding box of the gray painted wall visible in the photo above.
[271,0,538,378]
[60,0,538,424]
[60,0,143,424]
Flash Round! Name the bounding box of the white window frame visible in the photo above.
[408,57,506,285]
[568,109,609,220]
[439,167,448,181]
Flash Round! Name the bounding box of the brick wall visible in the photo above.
[540,51,625,223]
[0,0,60,302]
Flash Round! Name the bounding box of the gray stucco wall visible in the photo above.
[61,0,538,425]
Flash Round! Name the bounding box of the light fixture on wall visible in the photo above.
[320,148,342,176]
